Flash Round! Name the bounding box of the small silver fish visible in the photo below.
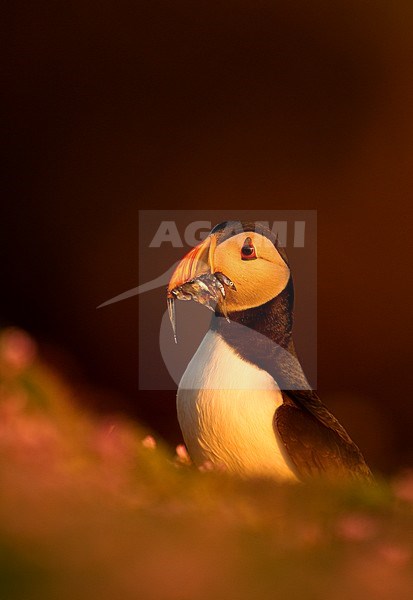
[167,272,236,342]
[167,296,177,343]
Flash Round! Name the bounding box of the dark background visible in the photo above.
[3,1,413,473]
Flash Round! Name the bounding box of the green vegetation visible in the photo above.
[1,328,412,600]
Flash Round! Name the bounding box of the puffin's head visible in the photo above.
[167,222,291,338]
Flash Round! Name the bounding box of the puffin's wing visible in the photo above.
[274,390,373,481]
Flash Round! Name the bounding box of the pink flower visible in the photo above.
[1,328,37,370]
[141,435,157,450]
[175,444,191,464]
[335,513,378,542]
[198,460,214,472]
[377,543,411,567]
[393,470,413,503]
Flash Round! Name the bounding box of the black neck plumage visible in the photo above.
[211,277,310,390]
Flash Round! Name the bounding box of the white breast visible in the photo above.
[177,330,297,480]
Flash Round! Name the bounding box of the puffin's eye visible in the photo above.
[241,237,257,260]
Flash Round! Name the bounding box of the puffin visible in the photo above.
[167,221,372,482]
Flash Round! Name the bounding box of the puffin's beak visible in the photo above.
[167,235,216,297]
[166,235,235,342]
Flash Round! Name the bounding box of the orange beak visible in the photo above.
[166,235,217,343]
[167,235,216,296]
[167,235,236,342]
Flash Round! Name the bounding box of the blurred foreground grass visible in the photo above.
[1,328,413,600]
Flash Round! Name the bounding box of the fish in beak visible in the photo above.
[167,235,236,342]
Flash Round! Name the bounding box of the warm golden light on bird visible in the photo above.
[167,221,372,483]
